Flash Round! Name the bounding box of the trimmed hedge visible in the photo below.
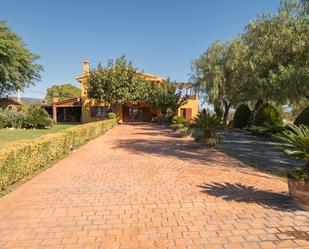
[233,104,251,129]
[0,119,117,191]
[294,105,309,126]
[254,103,283,127]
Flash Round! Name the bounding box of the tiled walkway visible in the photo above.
[0,124,308,249]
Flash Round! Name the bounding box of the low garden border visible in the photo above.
[0,119,117,191]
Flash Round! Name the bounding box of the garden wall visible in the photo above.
[0,119,117,191]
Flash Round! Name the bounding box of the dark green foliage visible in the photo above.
[169,123,184,130]
[107,112,116,119]
[233,104,251,129]
[254,103,283,127]
[46,84,80,102]
[276,124,309,182]
[192,112,220,145]
[0,21,42,95]
[158,113,174,126]
[88,56,186,115]
[276,124,309,160]
[88,56,149,106]
[172,116,188,125]
[177,127,191,135]
[147,79,187,114]
[0,113,3,129]
[24,106,53,129]
[294,105,309,126]
[249,125,287,138]
[287,168,309,182]
[169,116,188,131]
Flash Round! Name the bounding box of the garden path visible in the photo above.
[0,124,308,249]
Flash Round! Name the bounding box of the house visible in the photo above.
[174,82,199,122]
[51,61,199,123]
[0,96,23,110]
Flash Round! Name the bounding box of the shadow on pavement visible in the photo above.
[198,182,298,211]
[218,131,300,176]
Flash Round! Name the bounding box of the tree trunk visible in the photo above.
[222,99,230,127]
[247,98,264,128]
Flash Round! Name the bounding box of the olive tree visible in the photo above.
[192,39,249,126]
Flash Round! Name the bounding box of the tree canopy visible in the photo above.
[147,79,187,114]
[45,83,81,102]
[242,0,309,104]
[192,39,249,125]
[88,55,187,114]
[88,56,149,106]
[192,0,309,125]
[0,20,42,96]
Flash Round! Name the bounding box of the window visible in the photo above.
[90,106,108,118]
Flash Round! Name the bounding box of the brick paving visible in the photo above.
[0,123,308,249]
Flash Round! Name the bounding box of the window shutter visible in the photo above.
[186,108,192,121]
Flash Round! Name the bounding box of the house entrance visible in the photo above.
[129,108,142,122]
[122,105,151,122]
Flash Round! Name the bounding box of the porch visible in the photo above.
[51,97,82,124]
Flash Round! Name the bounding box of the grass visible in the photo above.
[0,124,75,144]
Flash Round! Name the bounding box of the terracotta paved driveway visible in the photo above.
[0,124,308,249]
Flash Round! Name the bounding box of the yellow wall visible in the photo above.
[75,61,109,123]
[177,95,199,120]
[76,60,199,123]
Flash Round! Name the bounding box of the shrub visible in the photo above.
[168,115,191,133]
[191,129,219,145]
[294,105,309,126]
[0,115,4,129]
[169,123,184,131]
[254,103,283,127]
[275,125,309,182]
[158,113,174,126]
[233,104,251,129]
[24,106,53,129]
[0,108,25,128]
[172,116,188,125]
[249,125,287,138]
[0,119,117,191]
[107,112,117,119]
[177,127,191,135]
[192,112,220,145]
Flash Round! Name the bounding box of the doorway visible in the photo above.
[129,107,142,122]
[122,105,151,122]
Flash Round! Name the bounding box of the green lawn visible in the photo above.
[0,124,75,144]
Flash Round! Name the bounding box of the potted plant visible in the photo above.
[276,125,309,211]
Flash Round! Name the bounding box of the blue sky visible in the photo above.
[2,0,280,99]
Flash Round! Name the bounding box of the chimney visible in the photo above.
[53,93,59,103]
[83,60,90,75]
